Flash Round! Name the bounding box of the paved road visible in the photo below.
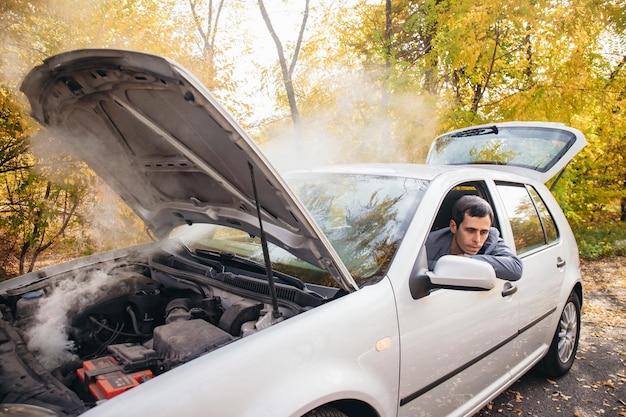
[477,280,626,416]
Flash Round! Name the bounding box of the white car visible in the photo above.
[1,49,585,417]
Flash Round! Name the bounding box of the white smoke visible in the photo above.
[25,268,130,370]
[260,71,438,173]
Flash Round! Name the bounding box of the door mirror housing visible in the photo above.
[428,255,497,290]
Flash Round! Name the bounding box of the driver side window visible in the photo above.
[431,182,498,233]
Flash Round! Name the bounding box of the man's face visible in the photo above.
[449,212,492,255]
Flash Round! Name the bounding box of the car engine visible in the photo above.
[0,245,332,416]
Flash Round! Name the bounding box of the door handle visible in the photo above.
[502,282,517,297]
[556,257,566,268]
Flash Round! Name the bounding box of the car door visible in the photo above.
[492,182,567,375]
[396,180,521,417]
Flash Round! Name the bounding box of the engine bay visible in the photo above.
[0,244,337,416]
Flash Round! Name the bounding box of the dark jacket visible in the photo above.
[426,227,523,281]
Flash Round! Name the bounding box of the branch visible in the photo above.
[472,24,500,114]
[288,0,310,76]
[209,0,226,54]
[27,190,83,273]
[257,0,302,130]
[257,0,287,73]
[188,0,210,55]
[0,164,34,174]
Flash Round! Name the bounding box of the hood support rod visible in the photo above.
[248,163,281,319]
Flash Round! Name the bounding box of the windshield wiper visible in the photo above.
[193,248,306,291]
[221,251,306,290]
[451,125,499,137]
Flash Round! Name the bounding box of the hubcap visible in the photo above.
[557,301,578,363]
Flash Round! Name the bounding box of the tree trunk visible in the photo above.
[257,0,309,141]
[621,177,626,222]
[380,0,392,150]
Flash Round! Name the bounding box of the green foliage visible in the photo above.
[0,89,90,275]
[574,222,626,260]
[0,88,29,172]
[334,0,626,243]
[0,87,148,278]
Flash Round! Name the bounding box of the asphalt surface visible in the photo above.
[476,271,626,416]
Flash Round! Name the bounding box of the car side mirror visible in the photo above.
[427,255,497,290]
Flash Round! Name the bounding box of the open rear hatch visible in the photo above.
[427,122,586,184]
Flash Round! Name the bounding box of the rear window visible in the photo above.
[428,126,577,173]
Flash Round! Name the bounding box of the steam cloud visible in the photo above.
[260,71,437,173]
[25,268,133,371]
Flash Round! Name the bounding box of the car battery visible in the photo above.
[77,356,153,401]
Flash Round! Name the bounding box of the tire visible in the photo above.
[302,406,349,417]
[538,291,581,377]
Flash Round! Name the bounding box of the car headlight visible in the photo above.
[0,404,59,416]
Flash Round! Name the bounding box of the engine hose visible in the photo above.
[88,315,136,337]
[126,305,152,337]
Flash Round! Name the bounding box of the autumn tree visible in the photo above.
[257,0,310,140]
[336,0,626,227]
[0,88,90,276]
[0,0,185,277]
[0,88,29,276]
[275,0,440,165]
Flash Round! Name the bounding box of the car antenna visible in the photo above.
[248,162,282,320]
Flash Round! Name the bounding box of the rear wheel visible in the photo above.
[303,406,348,417]
[538,291,581,377]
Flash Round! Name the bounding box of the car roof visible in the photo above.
[287,163,535,184]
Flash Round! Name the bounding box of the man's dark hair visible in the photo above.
[452,195,494,226]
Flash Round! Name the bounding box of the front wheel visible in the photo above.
[538,291,581,377]
[303,406,348,417]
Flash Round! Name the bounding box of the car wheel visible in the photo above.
[538,291,581,377]
[303,406,349,417]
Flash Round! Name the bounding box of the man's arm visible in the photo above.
[426,228,453,270]
[468,228,523,281]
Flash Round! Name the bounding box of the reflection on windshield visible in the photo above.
[288,173,428,284]
[179,173,428,287]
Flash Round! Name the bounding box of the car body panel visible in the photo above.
[392,173,519,416]
[505,183,583,379]
[396,279,519,416]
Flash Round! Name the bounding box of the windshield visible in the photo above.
[288,173,427,283]
[179,173,428,287]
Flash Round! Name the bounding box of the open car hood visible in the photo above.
[426,121,587,183]
[21,49,358,291]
